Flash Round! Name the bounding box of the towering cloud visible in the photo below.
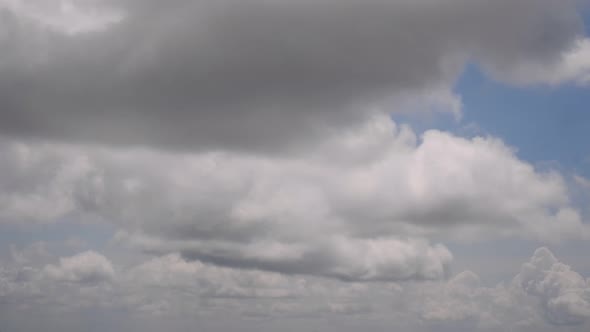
[519,248,590,325]
[2,245,589,331]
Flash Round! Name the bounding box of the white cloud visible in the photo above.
[2,246,589,331]
[0,1,588,330]
[407,248,590,329]
[0,115,587,280]
[498,38,590,86]
[411,270,539,329]
[44,251,115,284]
[126,253,306,299]
[518,247,590,325]
[116,232,452,282]
[0,0,125,35]
[574,174,590,189]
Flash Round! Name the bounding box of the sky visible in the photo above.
[1,1,590,331]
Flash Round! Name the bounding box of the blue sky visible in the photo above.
[394,58,590,283]
[458,66,590,176]
[389,11,590,285]
[453,7,590,177]
[396,65,590,178]
[393,6,590,173]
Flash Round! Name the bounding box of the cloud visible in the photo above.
[0,2,589,331]
[0,0,584,152]
[518,247,590,325]
[44,251,115,284]
[120,234,452,282]
[411,270,539,329]
[0,115,587,281]
[499,38,590,86]
[574,174,590,189]
[0,140,100,224]
[2,246,589,331]
[0,0,125,35]
[408,248,590,330]
[125,253,308,300]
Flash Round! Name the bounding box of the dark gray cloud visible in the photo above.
[0,0,583,152]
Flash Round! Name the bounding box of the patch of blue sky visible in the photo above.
[393,63,590,179]
[0,218,115,258]
[395,12,590,177]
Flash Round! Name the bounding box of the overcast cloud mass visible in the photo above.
[1,0,590,331]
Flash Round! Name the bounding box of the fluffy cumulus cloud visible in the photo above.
[404,250,590,331]
[1,245,589,331]
[502,38,590,86]
[44,251,115,283]
[409,271,540,329]
[519,248,590,325]
[0,116,587,282]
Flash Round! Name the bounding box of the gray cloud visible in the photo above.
[163,236,453,282]
[2,245,590,332]
[0,0,584,152]
[44,251,115,284]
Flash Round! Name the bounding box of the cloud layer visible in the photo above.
[0,115,587,282]
[0,0,585,152]
[1,245,589,331]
